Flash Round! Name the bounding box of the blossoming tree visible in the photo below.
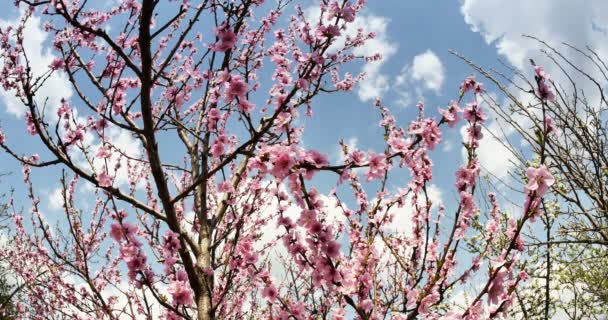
[0,0,555,319]
[453,39,608,319]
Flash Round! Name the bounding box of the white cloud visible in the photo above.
[305,6,398,101]
[461,0,608,106]
[461,0,608,70]
[409,50,445,93]
[0,12,73,118]
[394,50,445,107]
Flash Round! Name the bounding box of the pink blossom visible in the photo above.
[460,76,476,92]
[418,291,439,315]
[168,281,192,305]
[96,146,111,159]
[270,149,294,180]
[57,100,71,118]
[305,150,329,168]
[25,112,38,135]
[262,285,278,302]
[65,128,84,145]
[162,230,181,255]
[488,268,508,305]
[238,99,255,113]
[534,65,548,80]
[211,140,225,158]
[110,223,123,242]
[341,4,356,22]
[534,65,555,101]
[438,101,460,128]
[323,240,340,258]
[525,165,555,196]
[462,103,487,122]
[49,57,65,70]
[388,137,410,154]
[406,289,419,309]
[210,24,237,52]
[207,108,221,130]
[545,116,556,134]
[409,119,442,150]
[350,150,366,166]
[365,152,387,181]
[97,171,112,188]
[225,75,249,103]
[466,124,483,141]
[537,81,555,101]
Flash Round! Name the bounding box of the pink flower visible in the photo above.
[341,4,356,22]
[460,76,476,93]
[545,116,556,134]
[57,100,71,118]
[418,291,439,315]
[0,130,5,144]
[210,140,225,158]
[409,119,442,150]
[97,171,112,188]
[210,24,237,52]
[317,25,341,38]
[49,57,65,70]
[525,165,555,196]
[110,223,123,242]
[537,81,555,101]
[350,150,366,166]
[237,99,255,113]
[65,128,84,145]
[207,108,221,130]
[163,230,181,255]
[262,285,278,302]
[406,289,419,309]
[534,65,548,80]
[534,65,555,101]
[94,118,109,132]
[111,222,139,243]
[25,112,38,135]
[168,281,193,305]
[462,103,487,122]
[388,137,410,154]
[438,101,460,128]
[124,249,147,278]
[488,268,508,305]
[365,152,387,181]
[305,150,328,168]
[225,75,249,103]
[467,124,483,141]
[270,149,294,180]
[323,240,340,258]
[96,146,111,159]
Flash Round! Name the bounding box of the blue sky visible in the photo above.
[1,0,608,236]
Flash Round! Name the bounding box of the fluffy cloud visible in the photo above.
[394,50,445,107]
[408,50,445,92]
[461,0,608,71]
